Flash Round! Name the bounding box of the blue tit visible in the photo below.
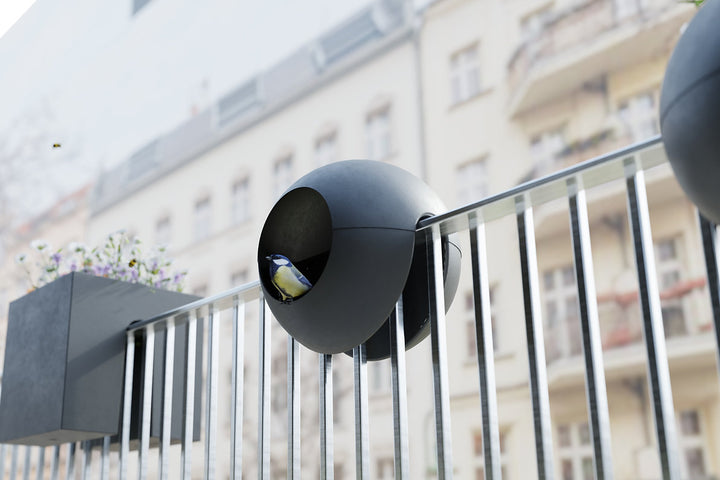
[266,254,313,302]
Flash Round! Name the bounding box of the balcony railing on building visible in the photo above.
[1,137,719,480]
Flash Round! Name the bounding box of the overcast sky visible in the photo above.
[0,0,381,217]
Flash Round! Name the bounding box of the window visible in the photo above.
[655,237,687,337]
[472,429,508,479]
[679,409,710,478]
[366,106,392,161]
[618,92,659,142]
[542,266,581,361]
[230,269,248,287]
[231,178,251,225]
[273,155,294,199]
[450,44,481,104]
[377,457,394,480]
[155,216,171,246]
[557,422,593,480]
[465,288,499,360]
[456,158,488,206]
[194,197,212,241]
[315,132,338,166]
[530,128,566,171]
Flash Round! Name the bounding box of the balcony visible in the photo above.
[507,0,692,116]
[1,139,719,479]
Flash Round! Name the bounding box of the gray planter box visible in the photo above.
[0,272,200,446]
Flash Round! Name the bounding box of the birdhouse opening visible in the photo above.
[258,187,332,302]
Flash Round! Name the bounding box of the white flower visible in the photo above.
[30,240,49,252]
[15,253,26,264]
[67,241,88,253]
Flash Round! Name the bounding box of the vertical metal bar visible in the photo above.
[159,318,176,480]
[181,311,198,480]
[319,354,334,480]
[568,180,614,480]
[205,307,219,480]
[22,445,30,480]
[81,442,91,480]
[468,220,502,480]
[258,297,272,480]
[288,336,301,480]
[120,331,136,480]
[36,446,45,480]
[516,199,555,480]
[353,344,369,480]
[390,299,410,478]
[50,445,60,480]
[65,443,76,480]
[625,164,681,480]
[10,445,18,480]
[139,327,155,480]
[427,224,453,479]
[100,437,110,480]
[230,300,245,480]
[698,213,720,381]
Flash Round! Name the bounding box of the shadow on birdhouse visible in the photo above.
[258,160,461,359]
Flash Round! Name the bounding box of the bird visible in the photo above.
[266,254,313,303]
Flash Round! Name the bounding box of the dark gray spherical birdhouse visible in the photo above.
[660,1,720,223]
[258,160,461,359]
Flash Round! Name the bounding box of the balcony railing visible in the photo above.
[1,136,720,479]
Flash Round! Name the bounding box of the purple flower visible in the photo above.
[131,269,139,281]
[51,252,62,264]
[70,261,78,272]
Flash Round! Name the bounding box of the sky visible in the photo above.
[0,0,376,218]
[0,0,35,40]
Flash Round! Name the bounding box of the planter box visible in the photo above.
[0,272,200,446]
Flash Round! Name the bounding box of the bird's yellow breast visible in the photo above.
[274,266,310,298]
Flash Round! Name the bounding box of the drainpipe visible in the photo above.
[409,1,429,182]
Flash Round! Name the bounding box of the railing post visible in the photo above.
[698,213,720,384]
[319,354,334,480]
[353,344,369,480]
[288,336,301,480]
[468,217,502,480]
[181,311,198,480]
[159,318,176,480]
[567,179,614,480]
[625,159,681,480]
[205,306,220,480]
[516,197,555,480]
[230,300,245,480]
[120,332,136,480]
[258,297,272,480]
[390,299,410,478]
[139,326,155,480]
[427,224,454,479]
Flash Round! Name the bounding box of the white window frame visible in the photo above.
[557,421,593,480]
[456,158,488,206]
[542,265,581,361]
[155,215,171,246]
[193,196,212,242]
[365,105,392,161]
[530,127,567,171]
[450,43,481,105]
[231,177,251,225]
[273,155,294,199]
[618,91,659,143]
[315,131,338,166]
[655,237,687,337]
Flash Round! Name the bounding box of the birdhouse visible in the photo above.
[257,160,461,359]
[660,0,720,223]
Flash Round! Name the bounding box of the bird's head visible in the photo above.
[266,254,291,266]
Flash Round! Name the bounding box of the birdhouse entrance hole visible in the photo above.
[258,187,332,302]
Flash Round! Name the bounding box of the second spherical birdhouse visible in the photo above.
[257,160,461,357]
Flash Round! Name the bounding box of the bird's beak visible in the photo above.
[265,256,271,261]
